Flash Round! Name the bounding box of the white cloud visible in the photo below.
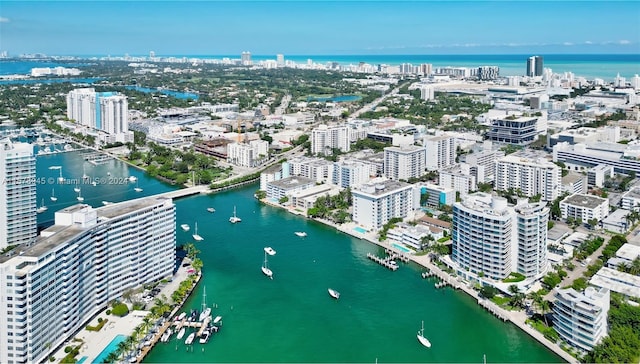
[563,42,574,46]
[0,17,9,23]
[618,40,631,45]
[584,41,593,44]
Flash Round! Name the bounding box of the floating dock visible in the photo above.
[366,252,399,271]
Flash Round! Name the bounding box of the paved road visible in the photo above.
[350,86,401,118]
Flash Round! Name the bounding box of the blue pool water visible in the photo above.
[93,334,127,363]
[76,357,88,364]
[353,226,367,234]
[392,243,412,253]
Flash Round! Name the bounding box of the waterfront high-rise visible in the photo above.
[0,196,175,364]
[0,139,36,249]
[66,88,131,142]
[495,152,562,201]
[526,56,543,77]
[352,180,413,231]
[451,193,549,281]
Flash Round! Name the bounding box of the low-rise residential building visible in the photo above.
[287,156,333,184]
[266,176,315,202]
[289,184,341,211]
[553,287,610,352]
[387,223,441,251]
[621,187,640,211]
[601,209,630,233]
[560,193,609,223]
[562,172,588,195]
[352,180,413,231]
[605,243,640,269]
[590,267,640,298]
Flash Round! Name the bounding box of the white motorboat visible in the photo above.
[184,332,195,345]
[192,222,204,241]
[160,328,172,342]
[199,329,211,344]
[180,224,190,231]
[261,250,273,279]
[50,188,57,202]
[74,183,81,193]
[128,176,137,182]
[199,307,211,322]
[36,199,48,213]
[294,231,307,237]
[207,207,215,213]
[76,189,84,202]
[417,320,431,348]
[176,327,186,340]
[264,247,276,256]
[134,180,143,192]
[213,316,222,325]
[177,312,187,321]
[328,288,340,299]
[229,206,241,223]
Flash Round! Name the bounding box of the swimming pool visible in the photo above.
[77,357,88,364]
[391,243,412,253]
[93,334,127,363]
[353,227,367,234]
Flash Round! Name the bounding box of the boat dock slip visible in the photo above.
[156,185,210,200]
[478,298,508,322]
[366,253,399,271]
[82,152,114,165]
[384,249,410,263]
[421,271,435,278]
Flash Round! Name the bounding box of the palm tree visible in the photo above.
[116,340,128,361]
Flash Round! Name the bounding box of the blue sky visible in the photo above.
[1,1,639,56]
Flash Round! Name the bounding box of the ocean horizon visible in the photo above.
[2,53,639,80]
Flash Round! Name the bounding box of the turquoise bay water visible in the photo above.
[94,334,127,364]
[38,150,561,363]
[307,95,362,103]
[124,85,199,100]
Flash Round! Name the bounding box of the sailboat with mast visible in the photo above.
[199,287,211,322]
[76,188,84,202]
[261,248,273,279]
[229,206,241,223]
[50,188,57,202]
[36,198,48,213]
[192,222,204,241]
[134,180,143,192]
[417,320,431,348]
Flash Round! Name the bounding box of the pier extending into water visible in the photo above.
[156,185,211,200]
[366,252,399,271]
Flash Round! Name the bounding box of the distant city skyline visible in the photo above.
[1,1,639,56]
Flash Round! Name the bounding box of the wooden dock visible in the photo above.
[366,252,399,271]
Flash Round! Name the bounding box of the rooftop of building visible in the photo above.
[590,267,640,298]
[555,286,609,311]
[562,193,608,209]
[0,196,172,264]
[418,215,452,229]
[384,145,424,153]
[562,172,586,185]
[353,180,412,196]
[268,175,315,189]
[499,150,556,167]
[622,186,640,200]
[615,243,640,261]
[547,224,572,242]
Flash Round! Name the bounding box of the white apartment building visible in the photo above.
[352,180,413,231]
[287,156,333,184]
[0,139,36,249]
[587,164,614,188]
[0,197,175,364]
[266,176,315,202]
[331,160,372,188]
[451,193,549,281]
[621,187,640,211]
[462,145,505,183]
[560,193,609,223]
[553,287,610,352]
[439,164,477,197]
[416,184,456,208]
[227,140,269,168]
[311,124,350,155]
[495,153,561,201]
[383,145,426,181]
[423,134,456,171]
